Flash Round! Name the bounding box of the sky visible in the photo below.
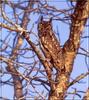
[0,0,89,99]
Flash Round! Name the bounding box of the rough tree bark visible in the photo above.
[48,0,89,100]
[1,1,35,100]
[0,0,89,100]
[83,88,89,100]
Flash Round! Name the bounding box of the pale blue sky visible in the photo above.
[0,0,89,99]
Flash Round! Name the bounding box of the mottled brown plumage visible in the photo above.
[38,16,64,71]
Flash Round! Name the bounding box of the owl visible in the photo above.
[38,16,64,71]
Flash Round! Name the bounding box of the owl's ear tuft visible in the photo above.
[40,16,43,21]
[49,17,52,23]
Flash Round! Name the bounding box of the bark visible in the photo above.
[49,0,89,100]
[0,0,89,99]
[83,88,89,100]
[5,1,35,99]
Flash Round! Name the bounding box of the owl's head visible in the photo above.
[38,16,52,32]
